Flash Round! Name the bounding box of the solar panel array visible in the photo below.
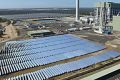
[0,34,105,76]
[5,51,120,80]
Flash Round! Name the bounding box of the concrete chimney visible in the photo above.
[76,0,79,21]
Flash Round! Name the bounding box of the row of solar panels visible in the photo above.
[5,37,73,50]
[0,39,104,60]
[3,40,79,54]
[4,36,72,51]
[1,40,82,56]
[1,43,81,59]
[0,44,104,75]
[4,35,95,52]
[1,35,73,54]
[3,38,81,53]
[5,51,120,80]
[5,34,74,47]
[5,34,73,47]
[1,43,104,66]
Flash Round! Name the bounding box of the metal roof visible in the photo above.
[27,30,52,35]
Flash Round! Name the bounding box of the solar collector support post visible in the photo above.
[53,67,59,77]
[49,67,55,77]
[23,62,27,69]
[4,66,8,75]
[32,60,37,67]
[36,71,42,80]
[38,71,43,80]
[27,61,33,68]
[48,67,55,78]
[24,61,28,68]
[64,64,70,73]
[69,63,76,72]
[21,63,25,70]
[27,61,32,68]
[28,73,33,80]
[43,69,49,79]
[6,65,11,74]
[32,72,37,80]
[13,64,17,72]
[2,67,4,75]
[58,65,64,74]
[1,67,3,75]
[56,66,62,75]
[20,74,24,80]
[43,69,51,79]
[35,59,39,66]
[34,72,39,80]
[9,65,13,73]
[30,73,35,80]
[17,63,21,71]
[45,67,53,78]
[23,74,27,80]
[40,71,46,80]
[12,64,17,72]
[60,65,66,74]
[33,72,39,80]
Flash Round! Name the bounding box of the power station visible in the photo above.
[94,2,120,34]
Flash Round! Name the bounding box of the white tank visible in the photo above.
[80,17,88,22]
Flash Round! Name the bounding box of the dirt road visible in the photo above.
[5,22,17,39]
[0,21,18,42]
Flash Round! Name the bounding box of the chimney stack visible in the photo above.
[76,0,79,21]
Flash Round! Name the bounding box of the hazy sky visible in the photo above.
[0,0,119,9]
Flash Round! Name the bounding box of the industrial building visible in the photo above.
[27,30,55,38]
[109,16,120,31]
[95,2,120,22]
[94,2,120,34]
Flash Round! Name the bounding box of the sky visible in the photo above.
[0,0,119,9]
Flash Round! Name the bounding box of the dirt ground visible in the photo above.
[0,22,18,42]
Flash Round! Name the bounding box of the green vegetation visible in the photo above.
[0,8,94,15]
[0,26,5,36]
[0,18,11,25]
[0,18,8,22]
[12,20,17,25]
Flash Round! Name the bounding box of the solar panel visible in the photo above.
[0,34,107,76]
[6,51,120,80]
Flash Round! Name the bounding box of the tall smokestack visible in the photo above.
[76,0,79,21]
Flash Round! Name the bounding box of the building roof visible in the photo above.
[27,30,52,36]
[96,2,120,8]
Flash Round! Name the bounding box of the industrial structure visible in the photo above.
[110,16,120,31]
[94,2,120,34]
[27,30,55,38]
[76,0,80,22]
